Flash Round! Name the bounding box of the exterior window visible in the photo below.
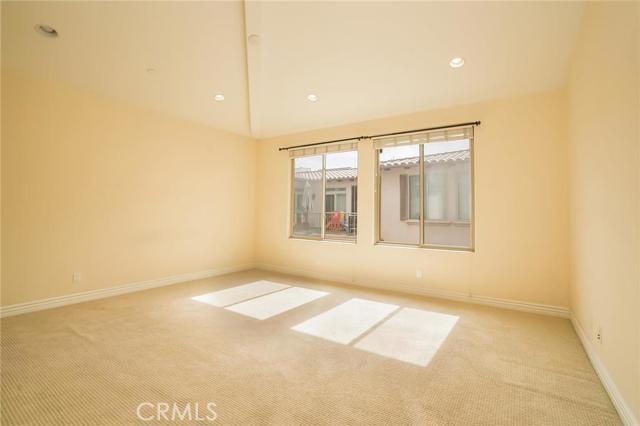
[292,155,323,238]
[326,188,347,213]
[351,185,358,213]
[291,151,357,240]
[379,145,420,244]
[457,172,470,221]
[376,127,473,250]
[408,175,420,220]
[423,139,471,247]
[425,171,447,220]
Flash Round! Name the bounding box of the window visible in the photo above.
[425,171,447,220]
[325,188,347,213]
[379,145,420,244]
[408,175,420,220]
[376,126,474,250]
[291,149,358,241]
[457,171,470,221]
[292,155,323,238]
[351,185,358,213]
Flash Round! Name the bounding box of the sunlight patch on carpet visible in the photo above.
[225,287,328,320]
[192,280,289,307]
[354,307,459,366]
[291,298,399,344]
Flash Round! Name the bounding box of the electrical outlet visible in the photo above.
[595,327,602,344]
[72,272,82,285]
[416,270,423,279]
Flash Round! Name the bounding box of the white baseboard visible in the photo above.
[1,262,568,319]
[0,264,256,318]
[571,313,638,426]
[254,263,569,318]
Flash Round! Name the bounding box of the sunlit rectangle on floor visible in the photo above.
[291,298,398,344]
[225,287,328,320]
[191,280,289,307]
[354,308,459,366]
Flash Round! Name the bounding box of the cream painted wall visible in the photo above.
[1,72,256,306]
[256,90,570,308]
[567,2,640,421]
[0,5,3,308]
[0,5,3,307]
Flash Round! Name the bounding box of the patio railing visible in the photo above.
[324,212,357,236]
[292,211,357,238]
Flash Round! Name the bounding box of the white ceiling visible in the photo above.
[2,1,250,135]
[2,1,584,139]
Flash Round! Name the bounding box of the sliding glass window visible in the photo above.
[292,155,323,238]
[375,126,474,250]
[379,145,420,244]
[290,142,358,241]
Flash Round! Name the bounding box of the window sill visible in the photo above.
[403,219,471,225]
[289,236,357,245]
[375,241,474,253]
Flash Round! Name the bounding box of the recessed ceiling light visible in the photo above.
[307,94,318,102]
[35,24,58,38]
[214,94,225,102]
[449,57,465,68]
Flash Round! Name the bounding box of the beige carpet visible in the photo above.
[1,270,621,425]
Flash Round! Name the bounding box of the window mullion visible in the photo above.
[419,144,425,246]
[290,158,294,238]
[375,149,380,243]
[321,154,326,240]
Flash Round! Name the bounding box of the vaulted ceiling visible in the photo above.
[2,1,584,138]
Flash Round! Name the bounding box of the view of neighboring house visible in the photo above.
[293,148,471,247]
[379,150,471,247]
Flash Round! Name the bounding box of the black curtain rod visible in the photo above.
[278,121,480,151]
[277,136,365,152]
